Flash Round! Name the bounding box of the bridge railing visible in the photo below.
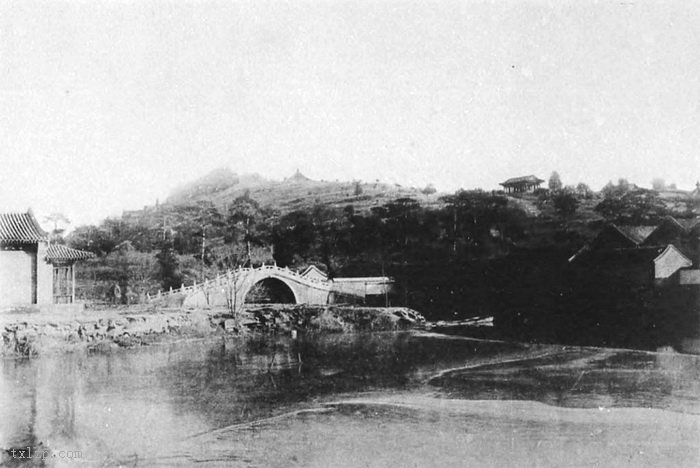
[146,263,331,302]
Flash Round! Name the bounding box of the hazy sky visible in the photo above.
[1,1,699,226]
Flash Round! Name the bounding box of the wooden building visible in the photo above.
[653,245,693,279]
[571,244,692,283]
[46,243,95,304]
[0,211,93,308]
[591,224,656,250]
[299,265,328,282]
[570,218,700,264]
[499,175,544,193]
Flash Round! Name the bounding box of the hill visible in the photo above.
[164,168,445,215]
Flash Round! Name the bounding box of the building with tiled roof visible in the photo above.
[299,264,328,282]
[674,217,700,232]
[615,225,657,246]
[46,244,95,263]
[0,211,93,307]
[0,211,49,243]
[585,224,657,251]
[570,244,692,282]
[499,175,544,193]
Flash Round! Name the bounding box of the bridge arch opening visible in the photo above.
[244,277,297,304]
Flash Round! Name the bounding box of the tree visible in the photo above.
[595,188,667,223]
[271,210,316,266]
[111,244,156,303]
[353,181,363,196]
[384,197,421,250]
[195,201,225,277]
[439,190,525,257]
[651,178,666,191]
[155,238,182,291]
[552,190,579,217]
[67,225,117,256]
[44,212,70,244]
[222,268,241,319]
[422,184,437,195]
[548,171,563,191]
[601,178,634,199]
[226,193,265,260]
[575,182,593,199]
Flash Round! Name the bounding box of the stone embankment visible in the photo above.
[1,304,425,358]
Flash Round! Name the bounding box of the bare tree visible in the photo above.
[208,244,245,318]
[223,269,239,316]
[44,212,71,243]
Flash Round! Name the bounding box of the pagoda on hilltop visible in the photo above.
[691,181,700,198]
[286,169,311,183]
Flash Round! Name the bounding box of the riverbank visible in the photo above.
[0,304,425,358]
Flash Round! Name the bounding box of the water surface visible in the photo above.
[1,332,699,467]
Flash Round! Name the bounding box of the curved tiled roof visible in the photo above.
[0,212,48,243]
[674,217,700,231]
[500,175,544,186]
[614,225,656,245]
[46,244,95,261]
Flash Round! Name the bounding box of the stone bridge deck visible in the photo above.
[148,264,393,308]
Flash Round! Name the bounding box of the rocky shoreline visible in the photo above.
[0,304,426,358]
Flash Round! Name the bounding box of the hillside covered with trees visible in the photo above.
[65,169,700,347]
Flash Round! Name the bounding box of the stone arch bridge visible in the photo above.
[149,264,393,308]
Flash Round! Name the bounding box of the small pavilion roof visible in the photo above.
[46,244,95,262]
[300,264,328,279]
[500,175,544,186]
[0,212,48,243]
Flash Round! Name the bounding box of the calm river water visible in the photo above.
[1,331,699,467]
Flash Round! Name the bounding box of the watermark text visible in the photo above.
[9,446,82,461]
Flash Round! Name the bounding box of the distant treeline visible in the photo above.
[67,180,698,323]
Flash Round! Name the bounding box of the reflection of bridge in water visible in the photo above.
[148,264,394,307]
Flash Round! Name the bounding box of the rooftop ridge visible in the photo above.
[0,211,49,243]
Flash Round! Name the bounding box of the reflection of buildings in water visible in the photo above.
[2,346,233,463]
[0,360,41,449]
[37,356,79,444]
[0,356,82,455]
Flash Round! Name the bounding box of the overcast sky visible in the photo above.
[1,1,699,226]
